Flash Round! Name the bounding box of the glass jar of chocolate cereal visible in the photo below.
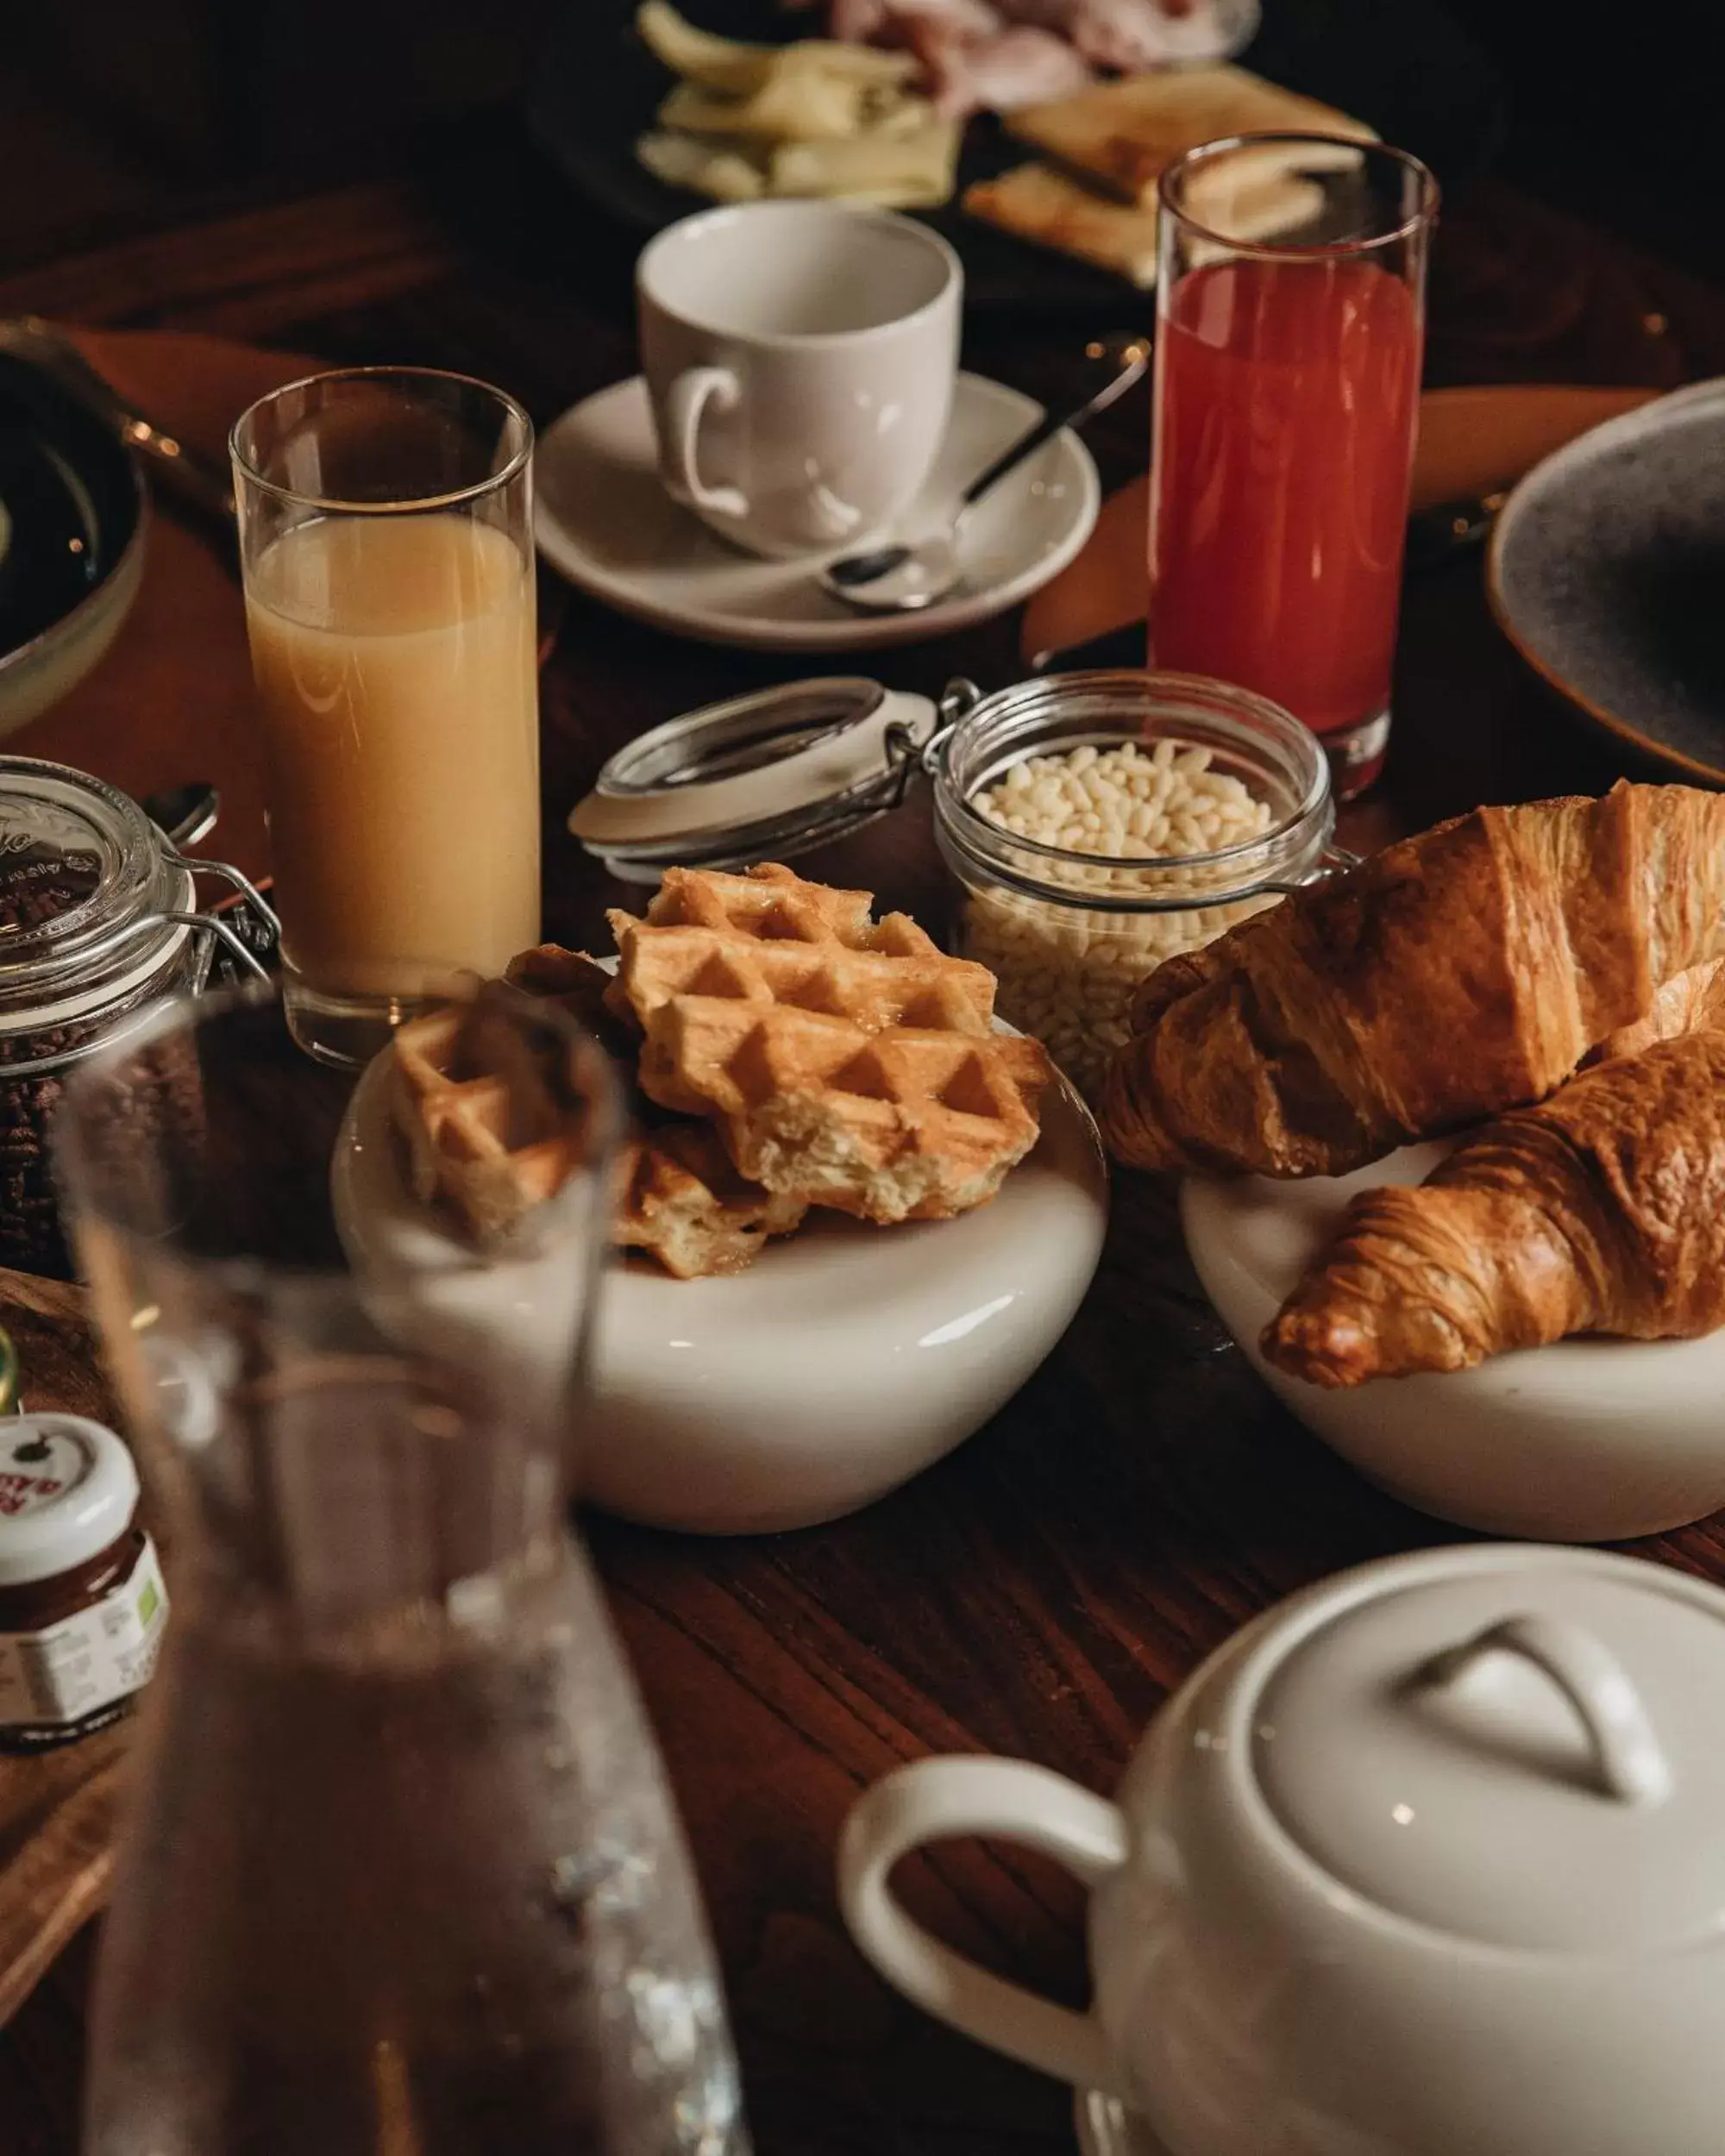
[0,756,275,1276]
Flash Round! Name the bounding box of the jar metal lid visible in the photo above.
[0,1413,139,1587]
[569,677,943,881]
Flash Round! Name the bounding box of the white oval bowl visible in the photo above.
[1182,1144,1725,1543]
[336,1044,1108,1537]
[589,1063,1108,1533]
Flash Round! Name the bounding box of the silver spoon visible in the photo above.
[819,334,1150,616]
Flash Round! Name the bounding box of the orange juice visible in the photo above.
[244,514,539,996]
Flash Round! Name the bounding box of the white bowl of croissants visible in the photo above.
[1101,780,1725,1543]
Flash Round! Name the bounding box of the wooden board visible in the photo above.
[0,1269,129,2032]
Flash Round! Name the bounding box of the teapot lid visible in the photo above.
[1242,1545,1725,1952]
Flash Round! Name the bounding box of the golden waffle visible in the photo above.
[608,862,997,1107]
[608,864,1051,1224]
[391,1002,589,1244]
[615,1123,806,1280]
[504,941,805,1277]
[648,996,1051,1221]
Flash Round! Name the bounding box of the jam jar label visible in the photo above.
[0,1535,169,1749]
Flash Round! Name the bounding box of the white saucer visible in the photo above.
[1182,1144,1725,1544]
[532,371,1101,652]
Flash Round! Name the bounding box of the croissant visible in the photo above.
[1586,956,1725,1062]
[1261,1029,1725,1388]
[1101,782,1725,1178]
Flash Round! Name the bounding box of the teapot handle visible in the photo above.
[1419,1614,1672,1807]
[839,1757,1131,2097]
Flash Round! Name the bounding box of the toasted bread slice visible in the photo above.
[1006,65,1376,207]
[964,160,1326,286]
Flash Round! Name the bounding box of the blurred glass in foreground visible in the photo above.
[56,979,749,2156]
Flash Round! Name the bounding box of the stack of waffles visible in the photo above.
[389,863,1056,1277]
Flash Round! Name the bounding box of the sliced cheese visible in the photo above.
[659,72,875,145]
[636,132,767,201]
[637,2,915,97]
[772,117,963,209]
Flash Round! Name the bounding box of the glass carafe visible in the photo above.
[54,980,749,2156]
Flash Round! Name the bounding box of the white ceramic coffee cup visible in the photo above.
[637,200,962,560]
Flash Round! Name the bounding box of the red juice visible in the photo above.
[1149,255,1421,752]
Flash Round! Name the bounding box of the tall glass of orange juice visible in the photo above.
[230,368,540,1065]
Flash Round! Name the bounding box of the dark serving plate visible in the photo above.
[527,0,1505,319]
[0,352,147,736]
[1489,381,1725,787]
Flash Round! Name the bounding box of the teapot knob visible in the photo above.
[1417,1614,1672,1808]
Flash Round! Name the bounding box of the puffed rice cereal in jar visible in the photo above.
[931,673,1340,1097]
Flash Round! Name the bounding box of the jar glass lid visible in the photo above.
[0,757,177,993]
[569,677,942,881]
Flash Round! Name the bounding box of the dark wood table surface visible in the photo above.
[4,129,1725,2156]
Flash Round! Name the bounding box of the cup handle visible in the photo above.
[662,366,748,519]
[838,1757,1131,2097]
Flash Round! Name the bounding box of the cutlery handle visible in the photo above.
[8,318,235,520]
[120,413,236,522]
[962,342,1150,510]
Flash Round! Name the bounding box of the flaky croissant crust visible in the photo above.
[1101,782,1725,1178]
[1262,1029,1725,1388]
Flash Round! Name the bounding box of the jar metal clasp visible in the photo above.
[156,844,281,987]
[902,677,984,790]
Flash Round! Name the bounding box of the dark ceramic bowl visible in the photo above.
[1489,379,1725,787]
[0,353,147,739]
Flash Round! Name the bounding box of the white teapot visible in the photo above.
[840,1544,1725,2156]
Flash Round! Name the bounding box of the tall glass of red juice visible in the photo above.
[1149,135,1439,799]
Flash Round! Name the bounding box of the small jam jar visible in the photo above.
[568,670,1342,1096]
[0,755,273,1276]
[0,1413,168,1752]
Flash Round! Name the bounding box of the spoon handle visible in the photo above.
[960,340,1150,510]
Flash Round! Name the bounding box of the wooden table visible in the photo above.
[5,127,1725,2156]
